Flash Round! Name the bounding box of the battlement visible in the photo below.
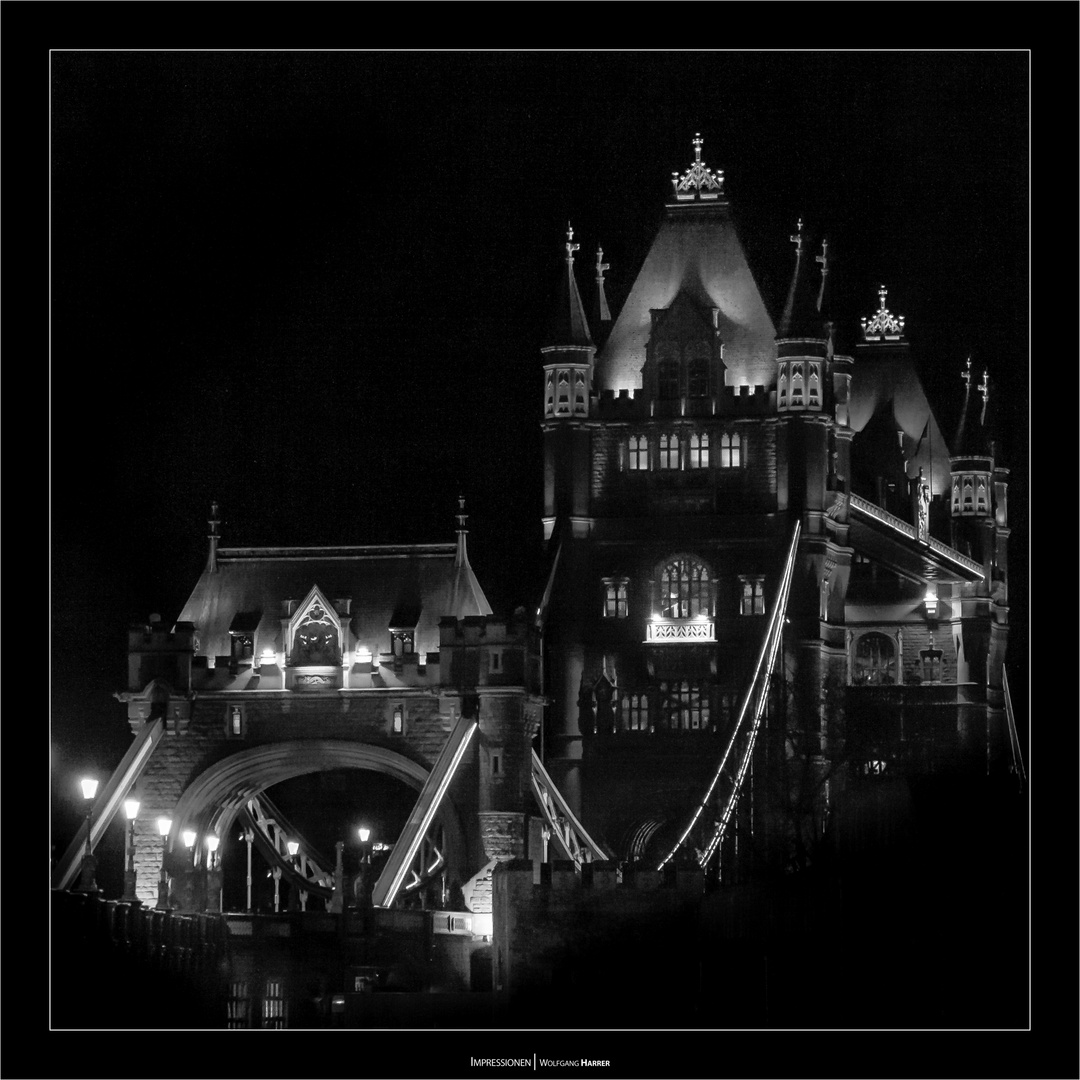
[593,385,774,420]
[497,858,705,895]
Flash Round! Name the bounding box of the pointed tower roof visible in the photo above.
[546,223,593,348]
[445,497,493,619]
[776,219,828,339]
[596,133,776,392]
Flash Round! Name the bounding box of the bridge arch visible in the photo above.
[166,740,467,881]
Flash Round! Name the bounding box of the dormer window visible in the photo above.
[603,578,629,618]
[390,630,414,657]
[658,360,679,401]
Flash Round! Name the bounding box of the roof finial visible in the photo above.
[207,501,221,574]
[962,356,972,388]
[790,217,804,257]
[455,495,469,568]
[565,222,579,264]
[860,284,906,341]
[671,134,725,202]
[816,238,829,278]
[979,369,989,401]
[595,245,611,323]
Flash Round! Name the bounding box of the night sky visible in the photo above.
[49,51,1030,864]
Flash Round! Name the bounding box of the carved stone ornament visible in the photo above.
[860,285,906,341]
[671,133,725,201]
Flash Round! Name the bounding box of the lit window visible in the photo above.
[390,631,414,657]
[627,435,649,471]
[951,478,961,513]
[658,433,679,470]
[853,632,897,686]
[975,477,989,515]
[227,981,250,1029]
[688,432,709,469]
[659,680,711,732]
[392,704,404,734]
[808,364,820,406]
[574,370,588,415]
[544,372,555,416]
[603,579,629,618]
[660,556,711,619]
[739,576,765,616]
[720,432,742,468]
[962,477,974,512]
[262,979,287,1029]
[778,371,788,407]
[687,357,709,398]
[620,692,650,732]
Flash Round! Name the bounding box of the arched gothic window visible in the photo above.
[659,555,712,618]
[853,632,897,685]
[688,432,709,468]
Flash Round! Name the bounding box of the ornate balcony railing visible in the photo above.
[645,617,716,644]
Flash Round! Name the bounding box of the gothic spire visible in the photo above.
[777,217,826,339]
[447,496,493,619]
[545,223,593,348]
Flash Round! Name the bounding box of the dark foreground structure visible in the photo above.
[52,135,1026,1030]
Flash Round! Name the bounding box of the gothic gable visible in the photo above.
[287,585,343,667]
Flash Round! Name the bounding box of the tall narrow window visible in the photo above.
[574,370,587,415]
[739,576,765,615]
[688,432,709,469]
[975,477,989,515]
[556,370,570,415]
[790,364,805,407]
[392,704,404,734]
[660,556,711,618]
[808,364,820,407]
[544,371,555,416]
[227,981,250,1029]
[262,979,287,1029]
[658,360,679,400]
[658,433,679,470]
[621,692,649,732]
[720,433,742,468]
[627,435,649,471]
[962,477,974,512]
[688,357,709,398]
[603,578,629,618]
[778,371,788,408]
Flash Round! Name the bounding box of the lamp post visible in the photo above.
[286,840,300,911]
[77,777,99,893]
[156,817,172,909]
[357,826,373,913]
[122,796,140,902]
[206,833,222,913]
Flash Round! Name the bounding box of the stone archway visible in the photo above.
[164,740,467,885]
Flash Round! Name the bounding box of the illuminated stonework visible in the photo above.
[860,285,906,341]
[645,618,716,643]
[670,133,725,202]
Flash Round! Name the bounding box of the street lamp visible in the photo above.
[205,833,222,914]
[77,777,99,892]
[356,826,373,913]
[156,817,172,909]
[122,796,140,902]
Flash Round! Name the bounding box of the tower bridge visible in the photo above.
[53,134,1024,1030]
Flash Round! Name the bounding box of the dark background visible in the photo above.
[49,50,1029,888]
